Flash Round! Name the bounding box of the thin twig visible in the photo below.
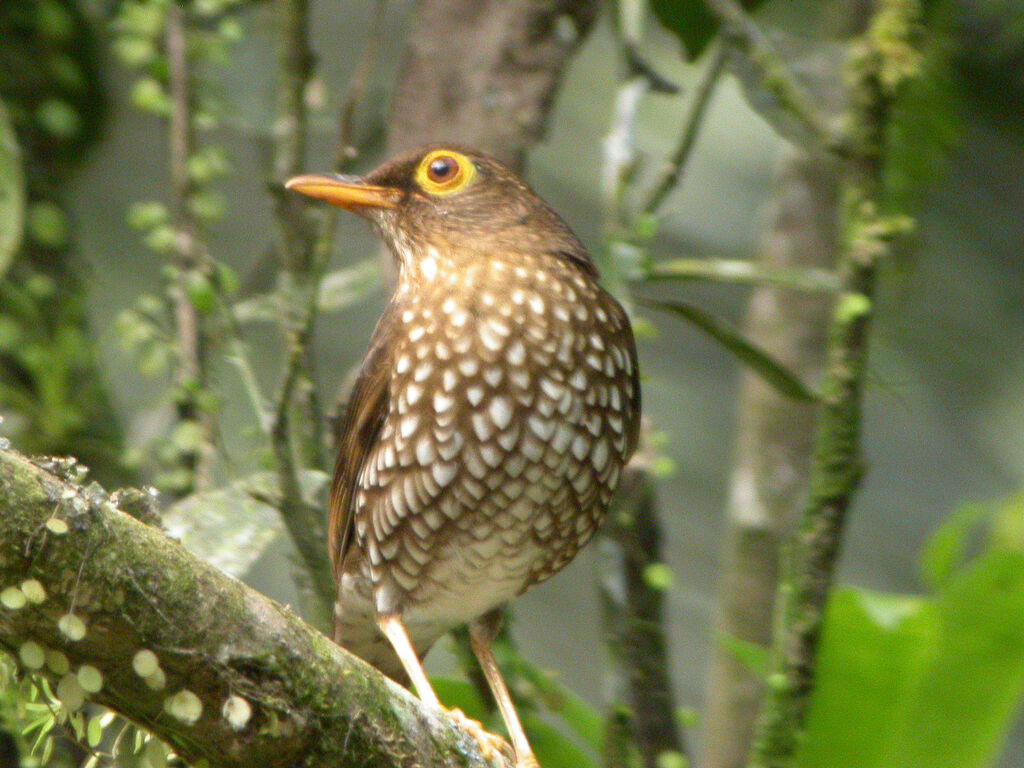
[335,0,386,165]
[701,0,845,155]
[644,257,841,293]
[269,0,335,628]
[266,0,388,627]
[600,467,688,768]
[640,39,727,216]
[165,0,215,492]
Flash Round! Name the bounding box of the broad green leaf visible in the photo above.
[522,712,600,768]
[798,549,1024,768]
[163,470,328,576]
[430,676,489,723]
[508,656,604,750]
[0,102,25,277]
[317,258,382,312]
[649,0,768,60]
[649,300,817,402]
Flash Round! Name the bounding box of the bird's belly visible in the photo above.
[352,273,637,626]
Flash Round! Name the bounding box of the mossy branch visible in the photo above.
[746,3,922,766]
[600,467,687,768]
[0,446,500,768]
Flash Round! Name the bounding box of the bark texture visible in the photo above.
[701,147,837,768]
[386,0,600,168]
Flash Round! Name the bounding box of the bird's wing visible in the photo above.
[328,307,396,582]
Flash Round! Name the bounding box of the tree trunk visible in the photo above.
[701,146,836,768]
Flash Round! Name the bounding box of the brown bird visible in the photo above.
[286,146,640,767]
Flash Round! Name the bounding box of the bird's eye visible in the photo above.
[415,149,476,196]
[427,156,458,183]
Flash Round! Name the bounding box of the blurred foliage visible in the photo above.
[161,469,331,576]
[0,0,125,484]
[0,104,25,275]
[111,0,247,496]
[647,0,769,59]
[0,651,176,767]
[882,0,963,209]
[797,492,1024,768]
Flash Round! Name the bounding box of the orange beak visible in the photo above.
[284,174,401,212]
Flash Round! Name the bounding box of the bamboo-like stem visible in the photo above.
[645,258,841,293]
[165,0,215,493]
[269,0,335,630]
[746,3,921,764]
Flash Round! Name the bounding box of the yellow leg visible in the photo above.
[377,614,440,707]
[469,611,540,768]
[377,613,509,764]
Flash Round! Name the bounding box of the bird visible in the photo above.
[286,145,640,767]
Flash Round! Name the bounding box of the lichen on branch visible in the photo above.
[0,446,498,768]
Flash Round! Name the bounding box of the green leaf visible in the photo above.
[232,292,279,323]
[648,300,817,402]
[87,714,103,747]
[163,471,327,576]
[918,501,990,589]
[35,100,81,139]
[522,712,600,768]
[317,258,382,313]
[509,657,604,750]
[26,201,68,248]
[649,0,768,60]
[798,549,1024,768]
[430,676,489,723]
[715,632,768,680]
[0,102,25,277]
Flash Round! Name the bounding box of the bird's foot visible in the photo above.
[445,708,512,765]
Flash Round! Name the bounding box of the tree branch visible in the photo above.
[0,446,500,768]
[600,467,688,768]
[701,0,845,155]
[746,3,921,765]
[386,0,601,168]
[639,39,726,216]
[702,145,836,768]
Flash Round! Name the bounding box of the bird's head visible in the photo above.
[285,145,595,277]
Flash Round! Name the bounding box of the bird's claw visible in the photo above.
[445,707,512,764]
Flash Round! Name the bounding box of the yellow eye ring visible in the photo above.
[414,149,477,196]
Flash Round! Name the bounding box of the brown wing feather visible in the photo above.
[328,306,397,582]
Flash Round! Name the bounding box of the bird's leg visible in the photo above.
[469,610,540,768]
[376,613,440,707]
[377,613,510,764]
